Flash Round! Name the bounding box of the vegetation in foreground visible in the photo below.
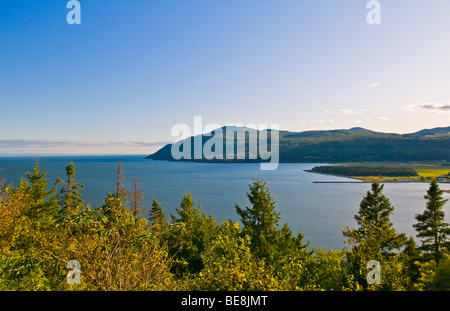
[0,161,449,291]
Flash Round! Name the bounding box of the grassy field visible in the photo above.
[413,164,450,178]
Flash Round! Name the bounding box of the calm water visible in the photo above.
[1,155,449,250]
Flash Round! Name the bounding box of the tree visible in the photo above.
[413,179,450,266]
[129,178,144,221]
[355,182,393,234]
[343,182,408,290]
[169,193,218,275]
[26,160,60,223]
[58,163,84,219]
[47,198,178,290]
[149,199,166,239]
[114,162,129,200]
[346,182,407,253]
[235,179,281,262]
[102,162,130,221]
[429,260,450,290]
[0,161,63,290]
[194,221,278,291]
[400,236,421,289]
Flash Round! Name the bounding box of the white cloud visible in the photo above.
[333,109,361,116]
[369,82,382,88]
[311,119,334,124]
[377,117,390,122]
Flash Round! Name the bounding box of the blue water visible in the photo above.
[1,155,449,250]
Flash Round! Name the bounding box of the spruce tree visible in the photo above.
[25,160,60,223]
[129,178,144,221]
[172,193,201,225]
[413,179,450,266]
[114,162,129,200]
[343,182,407,289]
[235,178,281,261]
[346,182,407,252]
[103,162,129,221]
[149,199,166,239]
[58,163,84,219]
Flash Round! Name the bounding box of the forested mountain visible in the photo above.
[146,126,450,163]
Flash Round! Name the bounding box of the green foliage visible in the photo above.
[0,163,448,291]
[149,199,167,240]
[169,193,219,276]
[58,163,84,220]
[343,182,408,290]
[413,179,450,266]
[235,179,281,262]
[194,221,278,291]
[429,260,450,290]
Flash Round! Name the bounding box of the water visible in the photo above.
[1,155,449,250]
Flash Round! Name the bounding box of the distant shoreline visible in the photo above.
[306,163,450,184]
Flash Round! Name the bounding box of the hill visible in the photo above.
[146,126,450,163]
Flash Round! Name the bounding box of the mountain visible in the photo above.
[412,127,450,135]
[146,126,450,163]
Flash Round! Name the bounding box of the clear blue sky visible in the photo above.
[1,1,449,154]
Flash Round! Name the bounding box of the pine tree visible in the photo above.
[25,160,60,223]
[149,199,166,239]
[172,193,201,225]
[235,178,281,261]
[129,178,144,221]
[103,162,129,221]
[170,193,217,274]
[413,179,450,266]
[355,182,394,234]
[343,182,407,289]
[346,182,407,252]
[401,236,421,289]
[58,163,84,219]
[114,162,129,200]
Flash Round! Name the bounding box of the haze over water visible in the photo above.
[1,155,449,250]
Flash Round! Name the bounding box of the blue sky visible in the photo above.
[0,1,449,154]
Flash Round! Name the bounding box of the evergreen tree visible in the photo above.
[413,179,450,266]
[355,182,393,234]
[172,193,201,225]
[149,199,166,239]
[346,182,407,252]
[235,179,281,261]
[400,236,421,289]
[58,163,84,219]
[129,178,144,221]
[114,162,129,200]
[102,192,127,223]
[25,161,60,223]
[170,193,217,274]
[343,182,408,290]
[102,162,129,221]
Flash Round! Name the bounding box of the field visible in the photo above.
[414,164,450,178]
